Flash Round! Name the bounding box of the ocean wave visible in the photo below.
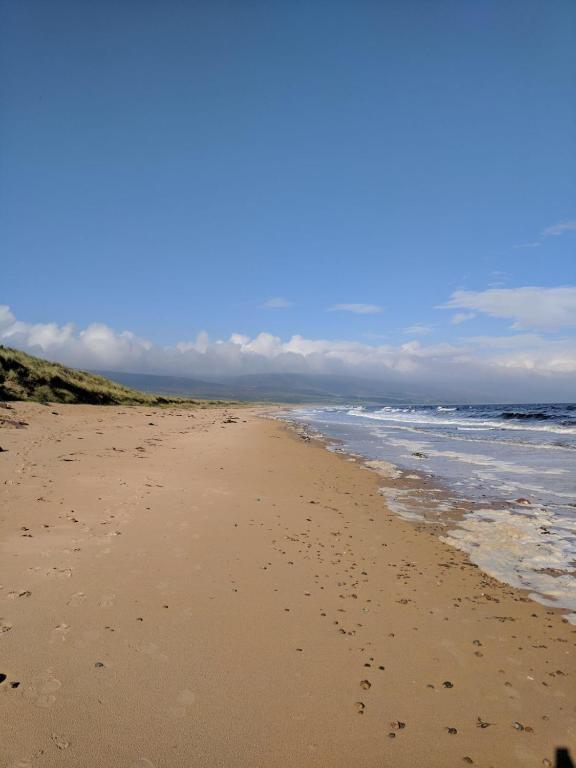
[347,408,576,435]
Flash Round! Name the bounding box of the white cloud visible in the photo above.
[541,221,576,238]
[404,323,434,335]
[515,219,576,248]
[451,312,476,325]
[262,297,293,308]
[442,286,576,330]
[514,241,541,249]
[328,303,382,315]
[1,304,576,401]
[0,305,17,332]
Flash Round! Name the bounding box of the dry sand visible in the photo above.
[0,402,574,767]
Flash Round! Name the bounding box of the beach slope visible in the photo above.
[0,403,574,767]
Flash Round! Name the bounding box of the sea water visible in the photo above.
[280,403,576,622]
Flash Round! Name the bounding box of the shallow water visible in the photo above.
[280,403,576,622]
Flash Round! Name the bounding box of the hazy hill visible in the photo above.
[97,370,459,404]
[0,347,222,406]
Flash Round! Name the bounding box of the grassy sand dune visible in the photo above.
[0,346,228,407]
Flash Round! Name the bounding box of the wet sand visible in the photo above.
[0,403,574,767]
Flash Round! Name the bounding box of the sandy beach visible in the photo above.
[0,402,574,768]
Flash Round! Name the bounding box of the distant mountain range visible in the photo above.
[96,370,466,404]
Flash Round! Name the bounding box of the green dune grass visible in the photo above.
[0,346,228,406]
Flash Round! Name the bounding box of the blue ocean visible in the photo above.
[280,403,576,622]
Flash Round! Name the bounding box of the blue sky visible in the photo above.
[1,1,575,398]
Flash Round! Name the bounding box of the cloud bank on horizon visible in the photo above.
[2,285,576,401]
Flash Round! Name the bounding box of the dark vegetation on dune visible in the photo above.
[0,346,228,406]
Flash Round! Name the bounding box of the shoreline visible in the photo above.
[0,402,574,766]
[277,407,576,624]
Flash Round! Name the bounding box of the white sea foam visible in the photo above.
[379,487,426,521]
[370,422,575,451]
[364,460,401,479]
[418,448,568,476]
[442,507,576,623]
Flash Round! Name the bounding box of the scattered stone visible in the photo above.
[446,727,458,735]
[0,418,28,428]
[442,681,454,688]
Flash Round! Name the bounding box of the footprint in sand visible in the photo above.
[45,567,73,579]
[51,623,71,643]
[132,759,156,768]
[0,619,13,634]
[67,591,86,607]
[7,590,32,600]
[50,734,70,750]
[99,594,116,608]
[24,670,62,708]
[168,688,196,719]
[140,642,158,656]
